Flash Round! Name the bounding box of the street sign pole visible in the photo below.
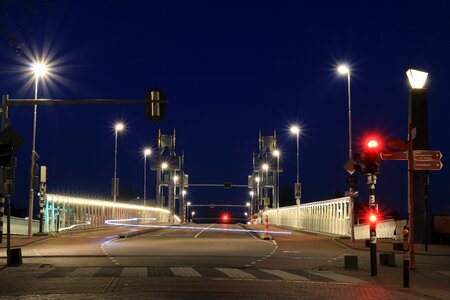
[408,124,416,271]
[367,173,377,277]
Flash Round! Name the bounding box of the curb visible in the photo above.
[332,238,450,257]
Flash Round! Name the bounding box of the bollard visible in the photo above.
[403,225,409,288]
[344,255,358,270]
[9,248,22,266]
[264,213,269,238]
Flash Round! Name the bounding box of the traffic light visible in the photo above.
[221,214,230,223]
[364,137,382,174]
[353,137,382,174]
[145,88,166,121]
[369,212,377,223]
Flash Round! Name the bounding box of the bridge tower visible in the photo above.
[150,129,188,222]
[248,130,283,219]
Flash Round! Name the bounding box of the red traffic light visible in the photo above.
[369,213,377,223]
[221,214,230,223]
[366,137,381,150]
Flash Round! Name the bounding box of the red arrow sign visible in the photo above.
[381,151,408,160]
[413,150,443,161]
[413,161,443,171]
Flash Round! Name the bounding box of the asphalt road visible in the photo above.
[0,223,449,299]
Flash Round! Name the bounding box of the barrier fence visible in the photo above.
[43,194,178,233]
[266,197,353,236]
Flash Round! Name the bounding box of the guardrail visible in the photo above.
[266,197,353,237]
[41,194,178,233]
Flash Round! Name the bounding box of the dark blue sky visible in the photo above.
[0,0,449,217]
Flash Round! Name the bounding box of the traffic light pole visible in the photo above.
[2,92,166,237]
[367,173,377,276]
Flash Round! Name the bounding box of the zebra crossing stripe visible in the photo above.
[121,267,147,277]
[215,268,256,279]
[68,267,100,277]
[260,269,310,281]
[310,271,366,283]
[170,267,202,277]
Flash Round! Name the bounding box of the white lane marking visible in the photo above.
[121,267,147,277]
[68,267,100,277]
[216,268,256,279]
[237,224,259,240]
[260,269,310,281]
[170,267,202,277]
[310,271,367,283]
[194,224,215,239]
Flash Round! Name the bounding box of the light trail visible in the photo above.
[104,219,292,235]
[59,221,91,232]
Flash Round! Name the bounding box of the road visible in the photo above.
[0,223,449,299]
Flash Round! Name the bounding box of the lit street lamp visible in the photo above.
[262,163,269,208]
[290,125,301,204]
[28,62,47,237]
[113,122,124,204]
[249,191,254,216]
[337,65,353,160]
[191,211,196,222]
[143,148,151,207]
[273,149,280,209]
[186,200,191,223]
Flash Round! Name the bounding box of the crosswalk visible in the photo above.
[37,266,367,283]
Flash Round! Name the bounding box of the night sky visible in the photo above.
[0,0,449,219]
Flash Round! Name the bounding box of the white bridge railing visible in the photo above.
[266,197,353,237]
[42,194,178,233]
[266,196,402,239]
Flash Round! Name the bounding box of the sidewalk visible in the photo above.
[337,237,450,256]
[0,234,51,249]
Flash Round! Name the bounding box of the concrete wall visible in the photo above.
[4,217,40,235]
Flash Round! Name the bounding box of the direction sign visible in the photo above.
[413,150,442,161]
[381,151,408,160]
[388,139,409,150]
[413,161,443,171]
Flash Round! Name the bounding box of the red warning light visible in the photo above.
[221,214,230,223]
[366,137,381,149]
[369,213,377,223]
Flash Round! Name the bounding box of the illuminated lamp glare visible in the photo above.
[406,69,428,89]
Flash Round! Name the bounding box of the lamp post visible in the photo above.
[246,201,250,218]
[273,150,280,209]
[143,148,151,207]
[337,65,352,160]
[113,122,124,204]
[27,62,47,238]
[249,191,254,217]
[191,211,196,223]
[406,68,429,270]
[262,163,269,207]
[160,162,168,208]
[186,200,191,223]
[290,125,301,204]
[255,176,260,211]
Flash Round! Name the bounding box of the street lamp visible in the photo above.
[337,64,352,160]
[406,68,429,271]
[28,62,48,237]
[249,191,254,216]
[290,125,301,204]
[186,201,191,223]
[262,163,269,208]
[143,148,151,207]
[273,149,280,209]
[191,211,196,222]
[113,122,124,204]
